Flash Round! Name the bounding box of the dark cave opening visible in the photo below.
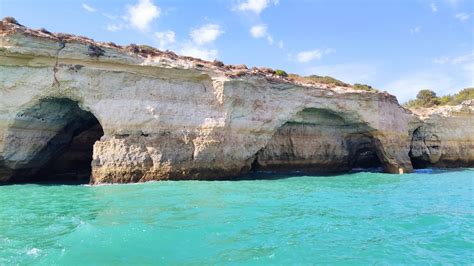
[4,98,104,184]
[249,108,383,174]
[409,127,433,169]
[346,133,382,170]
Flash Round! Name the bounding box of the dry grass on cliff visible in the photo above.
[288,74,349,87]
[287,74,379,92]
[352,83,379,92]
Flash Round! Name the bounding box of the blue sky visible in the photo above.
[1,0,473,102]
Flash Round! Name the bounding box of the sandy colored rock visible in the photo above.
[2,17,470,184]
[409,100,474,168]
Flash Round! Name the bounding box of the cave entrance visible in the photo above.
[4,98,104,184]
[409,127,428,169]
[409,126,441,169]
[251,108,382,174]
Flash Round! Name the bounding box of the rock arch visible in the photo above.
[0,18,420,183]
[250,108,383,173]
[1,98,104,183]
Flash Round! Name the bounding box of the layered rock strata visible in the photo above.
[253,108,382,172]
[1,18,470,184]
[409,100,474,168]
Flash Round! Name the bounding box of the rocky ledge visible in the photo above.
[0,18,472,184]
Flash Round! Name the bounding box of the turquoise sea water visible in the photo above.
[0,169,473,264]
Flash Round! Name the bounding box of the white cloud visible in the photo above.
[106,24,123,32]
[178,23,223,60]
[266,35,274,44]
[306,53,473,103]
[430,2,438,12]
[155,30,175,49]
[452,52,474,64]
[296,49,334,63]
[277,41,284,49]
[433,56,450,64]
[306,63,378,85]
[384,72,454,102]
[297,50,323,63]
[190,24,223,45]
[126,0,161,31]
[179,43,218,60]
[235,0,278,15]
[445,0,461,6]
[454,12,470,21]
[434,51,474,64]
[250,24,267,38]
[82,3,96,12]
[410,26,422,34]
[102,13,118,20]
[249,24,281,47]
[384,53,473,102]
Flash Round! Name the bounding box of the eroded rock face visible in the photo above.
[0,18,421,184]
[409,101,474,168]
[1,98,103,182]
[253,108,382,172]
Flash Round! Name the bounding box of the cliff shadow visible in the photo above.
[1,98,104,184]
[248,108,383,175]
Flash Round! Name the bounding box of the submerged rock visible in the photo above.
[0,17,471,184]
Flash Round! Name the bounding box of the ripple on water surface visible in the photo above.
[0,169,473,264]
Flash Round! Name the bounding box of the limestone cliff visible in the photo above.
[0,18,470,184]
[409,100,474,168]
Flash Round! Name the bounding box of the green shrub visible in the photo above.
[274,69,288,77]
[416,89,437,105]
[212,60,224,67]
[404,88,474,108]
[3,16,19,25]
[307,75,348,87]
[438,95,452,105]
[450,87,474,105]
[288,74,349,87]
[353,83,379,92]
[138,44,159,53]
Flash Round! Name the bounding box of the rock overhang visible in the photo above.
[1,17,471,184]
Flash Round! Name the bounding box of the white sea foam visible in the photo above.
[27,248,41,256]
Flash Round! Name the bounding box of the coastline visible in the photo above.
[0,17,473,184]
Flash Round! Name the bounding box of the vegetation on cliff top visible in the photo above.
[274,69,289,77]
[404,88,474,108]
[287,73,379,92]
[3,16,21,25]
[288,74,348,87]
[353,83,379,92]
